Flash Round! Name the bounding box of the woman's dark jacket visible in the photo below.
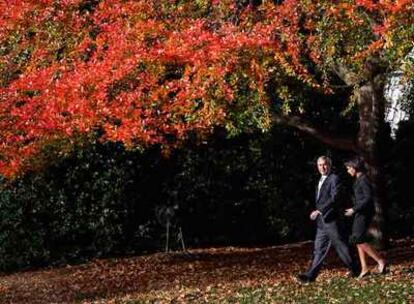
[350,174,375,243]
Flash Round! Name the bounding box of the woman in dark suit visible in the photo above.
[344,158,386,278]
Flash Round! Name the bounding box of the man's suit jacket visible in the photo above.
[315,173,341,223]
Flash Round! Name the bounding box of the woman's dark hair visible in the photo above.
[344,157,366,172]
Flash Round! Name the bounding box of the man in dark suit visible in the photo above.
[297,156,358,282]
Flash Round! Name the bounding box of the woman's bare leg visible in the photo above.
[359,243,385,272]
[357,244,369,278]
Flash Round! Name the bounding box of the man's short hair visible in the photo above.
[317,155,332,167]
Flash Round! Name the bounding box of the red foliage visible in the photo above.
[0,0,412,177]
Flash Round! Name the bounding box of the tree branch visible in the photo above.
[271,113,358,152]
[332,63,360,86]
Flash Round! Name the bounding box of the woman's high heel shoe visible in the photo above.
[378,261,387,274]
[358,270,370,279]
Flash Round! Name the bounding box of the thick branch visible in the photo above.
[332,63,360,86]
[271,114,358,152]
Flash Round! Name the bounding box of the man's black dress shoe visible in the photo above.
[295,273,315,283]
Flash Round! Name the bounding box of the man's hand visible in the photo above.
[310,210,321,220]
[344,208,354,217]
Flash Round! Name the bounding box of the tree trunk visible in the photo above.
[356,73,389,248]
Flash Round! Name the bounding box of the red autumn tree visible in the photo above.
[0,0,275,177]
[1,0,412,175]
[1,1,413,239]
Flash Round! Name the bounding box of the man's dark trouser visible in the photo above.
[305,220,357,279]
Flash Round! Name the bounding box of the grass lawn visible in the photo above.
[1,239,413,303]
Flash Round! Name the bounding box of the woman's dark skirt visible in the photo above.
[349,212,374,244]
